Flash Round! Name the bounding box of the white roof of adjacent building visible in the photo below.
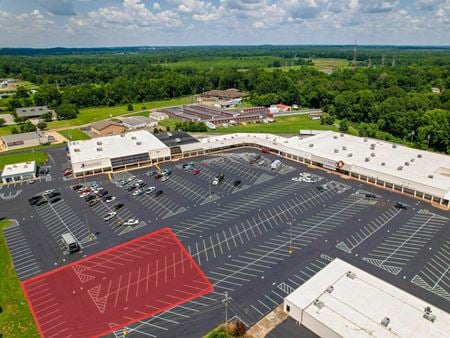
[69,130,168,163]
[1,161,36,177]
[285,258,450,338]
[119,116,157,127]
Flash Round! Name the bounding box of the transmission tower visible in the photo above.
[381,55,385,67]
[352,40,358,69]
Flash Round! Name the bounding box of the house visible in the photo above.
[16,106,48,118]
[276,104,291,112]
[90,120,125,136]
[119,116,158,130]
[197,89,248,106]
[1,161,37,183]
[151,111,169,121]
[1,131,49,151]
[308,112,324,120]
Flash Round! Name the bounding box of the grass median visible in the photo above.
[0,151,48,170]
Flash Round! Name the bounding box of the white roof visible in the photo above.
[1,161,36,177]
[69,130,169,163]
[285,258,450,338]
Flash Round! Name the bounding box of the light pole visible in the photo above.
[222,291,232,323]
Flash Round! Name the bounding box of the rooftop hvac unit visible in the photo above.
[309,143,314,147]
[342,146,347,150]
[392,144,397,148]
[405,162,410,166]
[364,138,368,142]
[371,153,375,157]
[120,134,125,137]
[346,271,356,279]
[418,154,423,158]
[411,158,415,162]
[74,148,80,152]
[381,162,386,166]
[313,299,324,309]
[97,141,102,145]
[131,136,136,140]
[97,148,102,151]
[340,133,344,137]
[136,142,142,145]
[347,153,353,157]
[381,317,390,327]
[428,174,434,179]
[326,286,334,294]
[423,307,436,323]
[334,149,339,153]
[334,135,338,139]
[397,166,403,170]
[365,157,370,162]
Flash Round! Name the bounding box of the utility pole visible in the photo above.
[381,55,385,68]
[222,291,232,323]
[352,40,358,70]
[392,57,396,67]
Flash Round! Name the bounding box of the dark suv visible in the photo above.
[395,202,408,210]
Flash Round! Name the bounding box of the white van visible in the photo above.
[61,233,80,254]
[271,160,281,170]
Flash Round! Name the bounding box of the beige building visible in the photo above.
[1,131,48,151]
[90,120,125,136]
[151,111,169,121]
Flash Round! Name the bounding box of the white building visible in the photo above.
[119,116,158,130]
[68,131,170,177]
[283,258,450,338]
[1,161,36,183]
[151,111,169,121]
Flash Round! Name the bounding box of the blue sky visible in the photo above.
[0,0,449,47]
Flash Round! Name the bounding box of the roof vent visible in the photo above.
[97,148,102,151]
[397,166,403,170]
[74,148,80,152]
[405,162,410,166]
[418,154,422,158]
[136,141,142,145]
[340,133,344,137]
[381,162,386,166]
[131,136,136,140]
[347,153,353,157]
[392,144,397,148]
[97,141,102,145]
[326,286,334,294]
[365,157,370,162]
[364,138,368,142]
[313,299,324,309]
[346,271,356,279]
[342,146,347,151]
[333,135,338,139]
[381,317,390,327]
[428,174,434,179]
[309,143,314,148]
[371,153,375,157]
[411,158,415,162]
[121,134,125,137]
[334,149,339,153]
[423,307,436,323]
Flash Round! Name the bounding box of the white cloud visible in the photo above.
[0,9,54,32]
[435,1,450,24]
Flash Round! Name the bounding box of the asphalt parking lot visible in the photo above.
[1,146,449,337]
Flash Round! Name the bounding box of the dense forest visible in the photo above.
[0,46,449,153]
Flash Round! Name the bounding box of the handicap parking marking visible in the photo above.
[336,207,402,253]
[363,211,448,275]
[2,220,42,280]
[411,240,450,301]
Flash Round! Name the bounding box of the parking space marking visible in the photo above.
[164,175,215,204]
[2,221,42,280]
[35,199,96,251]
[134,193,185,219]
[336,207,402,253]
[411,240,450,301]
[363,212,447,275]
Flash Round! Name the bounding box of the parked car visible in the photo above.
[161,175,170,182]
[124,218,139,226]
[132,189,144,196]
[213,173,224,186]
[85,195,96,202]
[162,169,172,176]
[155,190,163,197]
[126,185,136,192]
[145,186,156,194]
[234,180,241,187]
[50,197,61,204]
[103,212,117,221]
[63,168,73,177]
[395,202,408,210]
[270,160,281,170]
[36,200,48,206]
[155,173,163,180]
[316,185,328,193]
[29,195,43,205]
[72,184,83,191]
[261,147,270,153]
[39,168,49,175]
[79,191,91,198]
[182,163,194,171]
[134,179,144,187]
[192,169,201,175]
[257,160,266,166]
[365,193,377,199]
[97,190,108,197]
[113,203,124,211]
[147,170,158,176]
[43,189,55,196]
[104,196,116,203]
[88,199,100,207]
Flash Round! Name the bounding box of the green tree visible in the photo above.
[127,103,134,111]
[15,86,29,98]
[11,127,19,134]
[0,117,5,127]
[55,104,79,120]
[40,112,53,122]
[37,122,47,130]
[19,121,37,133]
[339,118,349,132]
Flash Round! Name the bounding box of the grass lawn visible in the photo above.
[58,129,91,141]
[0,125,19,137]
[214,114,338,134]
[0,151,48,170]
[158,118,184,130]
[47,97,193,130]
[0,219,39,337]
[311,58,349,71]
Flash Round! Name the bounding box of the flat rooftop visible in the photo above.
[1,161,36,177]
[285,258,450,338]
[69,130,169,163]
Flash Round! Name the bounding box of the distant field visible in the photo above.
[58,129,91,141]
[162,56,282,69]
[311,58,349,71]
[46,97,192,130]
[214,114,338,134]
[0,219,39,337]
[0,151,48,169]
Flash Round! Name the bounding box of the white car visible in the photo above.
[212,178,219,185]
[134,179,144,187]
[161,175,169,182]
[79,191,91,198]
[103,212,117,221]
[104,196,116,203]
[132,189,143,196]
[43,189,55,195]
[145,187,156,194]
[124,218,139,226]
[291,177,302,182]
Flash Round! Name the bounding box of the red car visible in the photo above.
[63,168,73,177]
[192,169,200,175]
[155,173,163,180]
[261,147,270,154]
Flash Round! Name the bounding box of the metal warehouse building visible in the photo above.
[68,131,170,177]
[283,258,450,338]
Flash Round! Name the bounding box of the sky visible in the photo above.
[0,0,449,47]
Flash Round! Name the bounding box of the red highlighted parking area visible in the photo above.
[22,228,213,338]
